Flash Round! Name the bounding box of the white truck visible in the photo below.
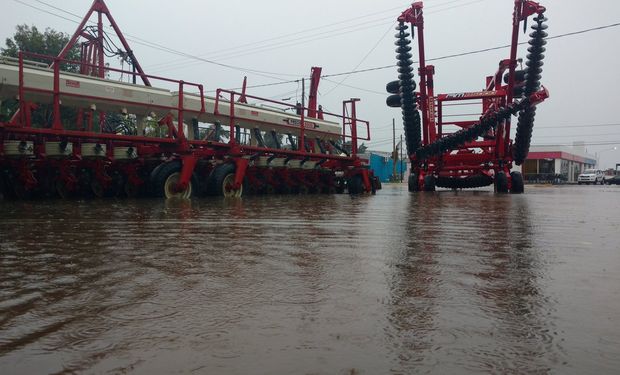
[578,169,604,185]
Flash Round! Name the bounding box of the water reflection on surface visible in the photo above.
[1,185,619,374]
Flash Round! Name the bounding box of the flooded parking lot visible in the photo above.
[1,185,619,374]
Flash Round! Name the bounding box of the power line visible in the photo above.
[150,18,396,73]
[322,22,396,97]
[13,0,620,99]
[537,123,620,129]
[13,0,78,23]
[320,21,620,79]
[534,132,620,138]
[147,0,483,72]
[532,141,620,147]
[214,16,620,93]
[151,0,490,74]
[145,4,412,70]
[13,0,302,80]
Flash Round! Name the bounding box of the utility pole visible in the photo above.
[400,134,404,182]
[392,118,396,181]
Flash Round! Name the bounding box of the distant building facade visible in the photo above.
[362,151,407,182]
[518,145,597,183]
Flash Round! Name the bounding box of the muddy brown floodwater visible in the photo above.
[1,185,619,374]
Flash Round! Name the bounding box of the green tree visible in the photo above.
[1,25,80,125]
[1,24,79,72]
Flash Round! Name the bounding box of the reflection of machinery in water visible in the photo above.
[386,0,549,193]
[0,0,381,200]
[386,193,441,368]
[386,193,554,372]
[472,197,560,372]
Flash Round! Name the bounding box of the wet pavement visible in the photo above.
[1,184,619,374]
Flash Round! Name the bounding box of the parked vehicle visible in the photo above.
[578,169,604,185]
[604,175,620,185]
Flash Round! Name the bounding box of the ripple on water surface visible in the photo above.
[1,186,620,373]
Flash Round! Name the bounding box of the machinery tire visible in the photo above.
[510,171,525,194]
[348,174,364,195]
[408,173,419,192]
[150,161,196,199]
[13,180,32,200]
[107,172,124,197]
[56,179,71,199]
[371,176,380,195]
[278,184,292,194]
[335,178,346,194]
[436,174,493,189]
[386,80,401,94]
[207,163,242,197]
[124,181,140,198]
[90,179,105,198]
[495,172,509,193]
[423,175,436,192]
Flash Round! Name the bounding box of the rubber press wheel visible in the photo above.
[424,175,436,192]
[207,163,242,197]
[510,171,524,194]
[495,172,509,193]
[347,174,364,195]
[150,161,195,199]
[408,173,419,192]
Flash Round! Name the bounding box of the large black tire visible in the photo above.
[150,161,196,199]
[90,179,106,198]
[371,176,381,195]
[206,163,242,197]
[408,173,419,192]
[335,178,346,194]
[495,171,509,193]
[436,174,493,189]
[510,171,525,194]
[347,174,364,195]
[423,175,436,192]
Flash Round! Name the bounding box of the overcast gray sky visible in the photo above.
[3,0,620,168]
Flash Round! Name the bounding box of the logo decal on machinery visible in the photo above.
[284,119,319,129]
[65,80,80,88]
[445,91,498,99]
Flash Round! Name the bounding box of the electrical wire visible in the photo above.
[531,141,620,147]
[230,21,620,94]
[320,22,620,79]
[534,132,620,138]
[12,0,302,80]
[12,0,620,99]
[150,0,490,74]
[146,0,481,71]
[537,123,620,129]
[322,22,396,97]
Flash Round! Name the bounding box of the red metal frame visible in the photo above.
[55,0,151,86]
[399,0,547,190]
[0,0,379,198]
